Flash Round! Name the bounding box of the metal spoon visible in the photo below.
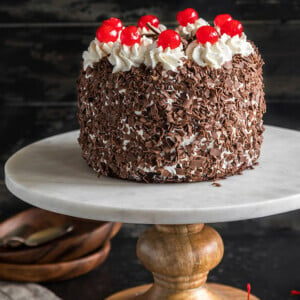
[0,224,74,248]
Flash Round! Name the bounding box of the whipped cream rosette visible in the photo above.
[176,18,209,39]
[219,19,254,56]
[176,8,209,39]
[144,29,186,72]
[187,22,254,69]
[187,33,232,69]
[222,33,254,56]
[83,39,114,71]
[108,26,153,73]
[82,19,123,71]
[137,15,167,35]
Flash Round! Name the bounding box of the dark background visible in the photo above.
[0,1,299,299]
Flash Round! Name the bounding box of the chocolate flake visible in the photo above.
[77,43,265,183]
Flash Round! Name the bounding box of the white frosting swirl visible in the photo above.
[187,33,254,69]
[176,18,209,39]
[108,37,153,73]
[186,35,232,69]
[138,24,167,35]
[222,33,254,56]
[82,39,114,71]
[144,42,186,72]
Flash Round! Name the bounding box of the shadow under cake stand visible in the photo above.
[5,126,300,300]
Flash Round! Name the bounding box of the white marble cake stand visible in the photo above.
[5,125,300,300]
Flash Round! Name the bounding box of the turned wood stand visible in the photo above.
[108,224,257,300]
[4,127,300,300]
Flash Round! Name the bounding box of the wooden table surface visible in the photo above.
[0,1,299,299]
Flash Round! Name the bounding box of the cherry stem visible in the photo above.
[146,22,161,35]
[247,283,251,300]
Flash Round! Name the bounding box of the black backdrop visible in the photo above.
[0,1,299,299]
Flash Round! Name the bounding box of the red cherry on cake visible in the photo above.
[96,25,118,43]
[177,8,199,26]
[157,29,181,50]
[220,19,243,37]
[138,15,159,30]
[214,14,232,28]
[196,26,219,45]
[120,26,141,46]
[102,17,123,32]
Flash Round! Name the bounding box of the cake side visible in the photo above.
[78,50,265,183]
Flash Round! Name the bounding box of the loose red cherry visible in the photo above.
[157,29,181,50]
[196,26,219,45]
[96,25,118,43]
[220,19,243,37]
[102,17,123,32]
[120,26,141,46]
[138,15,159,30]
[214,14,232,28]
[177,8,199,26]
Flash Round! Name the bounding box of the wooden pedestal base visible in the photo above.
[107,224,259,300]
[107,283,259,300]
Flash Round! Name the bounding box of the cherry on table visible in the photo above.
[177,8,198,26]
[102,17,123,32]
[196,26,219,45]
[96,25,119,43]
[214,14,232,28]
[120,26,141,46]
[220,19,243,37]
[157,29,181,50]
[138,15,159,30]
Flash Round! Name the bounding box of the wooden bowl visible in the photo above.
[0,208,121,264]
[0,242,111,282]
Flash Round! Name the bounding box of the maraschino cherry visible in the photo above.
[102,17,123,32]
[220,19,243,37]
[196,26,219,45]
[214,14,232,28]
[96,25,119,43]
[138,15,159,30]
[177,8,198,26]
[120,26,141,46]
[157,29,181,50]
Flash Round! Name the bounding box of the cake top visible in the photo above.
[82,9,255,74]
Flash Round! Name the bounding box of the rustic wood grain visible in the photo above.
[108,224,260,299]
[0,242,111,282]
[0,0,299,23]
[0,208,122,264]
[107,283,259,300]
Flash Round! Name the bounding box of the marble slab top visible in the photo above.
[4,126,300,224]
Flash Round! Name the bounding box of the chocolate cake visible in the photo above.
[77,10,265,183]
